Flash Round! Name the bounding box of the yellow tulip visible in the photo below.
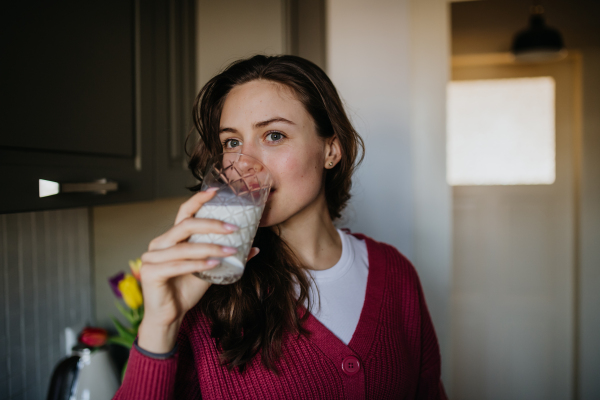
[118,274,143,310]
[129,258,142,281]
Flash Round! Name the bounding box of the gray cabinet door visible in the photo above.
[0,0,196,213]
[2,1,134,157]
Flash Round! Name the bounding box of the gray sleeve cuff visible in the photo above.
[133,338,178,360]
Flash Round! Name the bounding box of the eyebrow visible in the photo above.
[219,117,295,134]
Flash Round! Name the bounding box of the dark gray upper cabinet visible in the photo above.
[3,2,135,157]
[0,0,197,213]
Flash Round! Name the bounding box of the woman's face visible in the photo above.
[218,79,336,227]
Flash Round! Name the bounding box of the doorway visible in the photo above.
[449,53,582,400]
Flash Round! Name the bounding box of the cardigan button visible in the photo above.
[342,356,360,375]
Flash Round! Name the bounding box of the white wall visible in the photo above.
[327,0,452,388]
[196,0,286,90]
[327,0,414,257]
[409,0,453,390]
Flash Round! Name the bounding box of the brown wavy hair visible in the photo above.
[187,55,364,374]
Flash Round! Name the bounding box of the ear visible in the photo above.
[324,135,342,169]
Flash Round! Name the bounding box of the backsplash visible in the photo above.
[0,208,93,400]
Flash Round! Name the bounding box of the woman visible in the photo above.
[114,55,447,399]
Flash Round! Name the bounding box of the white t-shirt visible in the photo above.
[302,229,369,345]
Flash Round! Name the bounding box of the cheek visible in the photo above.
[274,149,324,194]
[258,142,326,227]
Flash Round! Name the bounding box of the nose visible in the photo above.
[223,152,272,191]
[235,154,263,176]
[236,141,261,165]
[222,152,264,177]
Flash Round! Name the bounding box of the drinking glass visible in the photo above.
[188,153,273,284]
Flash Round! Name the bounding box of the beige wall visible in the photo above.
[195,0,286,90]
[93,197,187,327]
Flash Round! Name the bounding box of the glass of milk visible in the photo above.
[188,153,273,284]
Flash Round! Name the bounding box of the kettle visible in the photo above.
[47,344,120,400]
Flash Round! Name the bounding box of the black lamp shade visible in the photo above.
[512,13,567,62]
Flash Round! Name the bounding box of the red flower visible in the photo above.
[79,327,108,347]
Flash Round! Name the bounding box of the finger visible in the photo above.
[141,259,220,282]
[142,242,237,264]
[247,247,260,261]
[149,218,238,251]
[174,188,219,225]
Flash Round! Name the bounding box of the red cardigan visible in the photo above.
[113,234,447,399]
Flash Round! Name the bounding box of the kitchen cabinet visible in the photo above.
[0,0,197,213]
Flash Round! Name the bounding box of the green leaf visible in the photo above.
[131,305,144,329]
[115,301,136,324]
[107,336,134,349]
[111,316,136,342]
[132,319,142,331]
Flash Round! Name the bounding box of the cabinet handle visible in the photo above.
[39,178,118,197]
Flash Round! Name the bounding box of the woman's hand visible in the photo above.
[137,189,260,353]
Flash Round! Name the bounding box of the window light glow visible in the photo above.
[447,76,556,185]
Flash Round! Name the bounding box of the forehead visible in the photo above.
[220,80,307,124]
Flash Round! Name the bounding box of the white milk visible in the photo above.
[189,203,264,284]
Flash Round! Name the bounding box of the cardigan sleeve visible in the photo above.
[112,324,201,400]
[415,279,448,400]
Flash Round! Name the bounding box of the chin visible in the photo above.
[258,212,283,228]
[259,195,279,227]
[258,188,322,228]
[258,203,291,228]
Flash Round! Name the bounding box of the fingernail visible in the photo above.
[253,247,260,255]
[205,187,218,193]
[222,246,237,254]
[206,259,220,267]
[223,223,238,231]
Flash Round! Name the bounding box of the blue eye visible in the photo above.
[267,132,284,142]
[223,139,241,148]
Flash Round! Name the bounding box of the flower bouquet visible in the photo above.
[107,258,143,381]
